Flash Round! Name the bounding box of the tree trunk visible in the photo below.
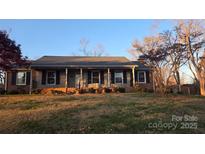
[178,84,182,93]
[175,70,181,93]
[199,78,205,96]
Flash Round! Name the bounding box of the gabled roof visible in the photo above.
[31,56,132,68]
[131,61,150,70]
[31,55,151,69]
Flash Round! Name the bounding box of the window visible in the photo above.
[16,72,26,85]
[138,71,146,83]
[47,71,56,85]
[92,71,99,83]
[115,72,123,84]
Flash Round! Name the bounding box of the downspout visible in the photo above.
[29,67,32,95]
[4,71,7,93]
[65,68,68,93]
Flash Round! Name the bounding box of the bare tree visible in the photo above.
[79,38,106,56]
[130,28,188,94]
[79,38,91,56]
[131,35,173,94]
[160,30,187,93]
[93,44,105,56]
[198,51,205,94]
[130,20,205,95]
[175,20,205,95]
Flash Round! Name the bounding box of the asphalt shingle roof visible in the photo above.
[31,56,150,69]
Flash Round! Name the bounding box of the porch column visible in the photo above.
[65,68,68,93]
[99,71,101,86]
[107,68,110,87]
[132,66,135,87]
[29,69,32,95]
[80,68,83,88]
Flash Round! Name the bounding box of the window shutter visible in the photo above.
[56,70,60,85]
[26,72,31,85]
[111,70,114,84]
[41,70,46,85]
[135,71,138,82]
[11,71,16,85]
[123,70,127,83]
[146,71,150,83]
[130,71,133,86]
[88,71,91,84]
[100,70,104,84]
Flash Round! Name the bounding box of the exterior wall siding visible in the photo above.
[33,69,65,89]
[6,68,153,93]
[33,69,132,89]
[135,70,153,91]
[7,70,30,93]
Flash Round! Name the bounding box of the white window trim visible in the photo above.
[46,71,56,85]
[137,71,146,83]
[16,72,27,86]
[114,71,123,84]
[91,71,100,84]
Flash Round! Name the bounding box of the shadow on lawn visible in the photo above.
[0,100,45,110]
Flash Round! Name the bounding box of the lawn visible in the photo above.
[0,93,204,134]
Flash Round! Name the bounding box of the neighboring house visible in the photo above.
[5,56,153,93]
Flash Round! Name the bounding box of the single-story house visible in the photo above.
[4,56,153,94]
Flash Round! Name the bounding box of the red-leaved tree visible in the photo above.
[0,30,29,82]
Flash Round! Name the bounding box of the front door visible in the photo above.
[68,71,76,88]
[75,73,81,88]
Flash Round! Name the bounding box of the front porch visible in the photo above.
[30,67,137,94]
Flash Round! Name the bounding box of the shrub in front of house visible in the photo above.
[128,85,154,93]
[95,88,101,94]
[88,88,96,93]
[0,88,6,94]
[117,87,126,93]
[111,87,125,93]
[102,87,112,93]
[145,88,154,93]
[7,88,27,95]
[87,87,113,94]
[133,85,146,92]
[111,87,117,93]
[51,90,66,95]
[75,88,86,94]
[34,88,67,95]
[7,90,20,94]
[31,87,127,95]
[32,89,42,94]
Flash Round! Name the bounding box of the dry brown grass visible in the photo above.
[0,93,204,133]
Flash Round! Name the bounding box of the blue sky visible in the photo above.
[0,19,173,60]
